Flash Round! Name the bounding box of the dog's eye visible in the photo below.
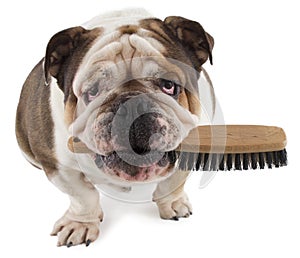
[85,84,99,103]
[159,79,180,96]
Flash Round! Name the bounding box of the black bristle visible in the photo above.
[178,152,188,171]
[187,153,197,171]
[211,154,218,171]
[203,153,210,171]
[259,152,265,169]
[266,152,273,169]
[177,148,287,172]
[195,153,202,171]
[278,149,288,166]
[227,154,232,171]
[219,154,225,171]
[235,154,242,170]
[273,151,280,168]
[243,153,249,170]
[251,153,258,170]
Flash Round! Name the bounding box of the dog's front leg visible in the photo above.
[153,170,192,220]
[46,168,103,247]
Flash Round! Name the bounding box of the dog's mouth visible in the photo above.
[93,150,177,182]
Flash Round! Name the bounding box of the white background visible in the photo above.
[1,0,299,257]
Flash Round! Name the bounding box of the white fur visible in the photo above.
[82,8,153,30]
[50,80,73,167]
[29,9,216,245]
[153,170,192,218]
[50,80,101,218]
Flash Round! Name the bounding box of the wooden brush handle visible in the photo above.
[68,125,287,154]
[180,125,287,154]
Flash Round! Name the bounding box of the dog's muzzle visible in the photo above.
[70,90,200,182]
[92,93,180,181]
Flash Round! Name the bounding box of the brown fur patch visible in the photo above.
[185,90,201,115]
[64,92,77,126]
[139,18,207,116]
[139,19,174,46]
[178,90,189,110]
[119,25,138,35]
[178,89,200,116]
[139,18,192,66]
[139,18,196,114]
[164,16,214,68]
[60,28,102,101]
[16,27,102,177]
[44,27,102,98]
[56,27,102,124]
[16,60,57,175]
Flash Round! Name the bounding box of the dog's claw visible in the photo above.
[172,216,179,221]
[189,211,193,215]
[67,242,73,248]
[86,239,91,247]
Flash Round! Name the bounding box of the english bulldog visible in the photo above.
[15,9,214,247]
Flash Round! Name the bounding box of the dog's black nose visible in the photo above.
[118,99,152,155]
[112,95,164,155]
[129,114,154,155]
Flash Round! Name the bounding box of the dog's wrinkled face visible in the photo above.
[44,15,214,182]
[72,58,201,181]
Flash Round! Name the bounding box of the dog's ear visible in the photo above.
[44,26,86,85]
[164,16,214,70]
[44,26,100,89]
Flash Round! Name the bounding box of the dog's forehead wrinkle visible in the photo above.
[73,22,197,97]
[120,34,135,57]
[74,26,171,93]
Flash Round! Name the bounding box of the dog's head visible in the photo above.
[44,13,214,182]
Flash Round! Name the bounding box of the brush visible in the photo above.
[67,125,287,171]
[176,125,287,171]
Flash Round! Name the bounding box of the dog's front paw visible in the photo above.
[51,213,102,247]
[155,192,193,220]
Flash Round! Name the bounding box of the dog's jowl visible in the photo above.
[15,9,214,247]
